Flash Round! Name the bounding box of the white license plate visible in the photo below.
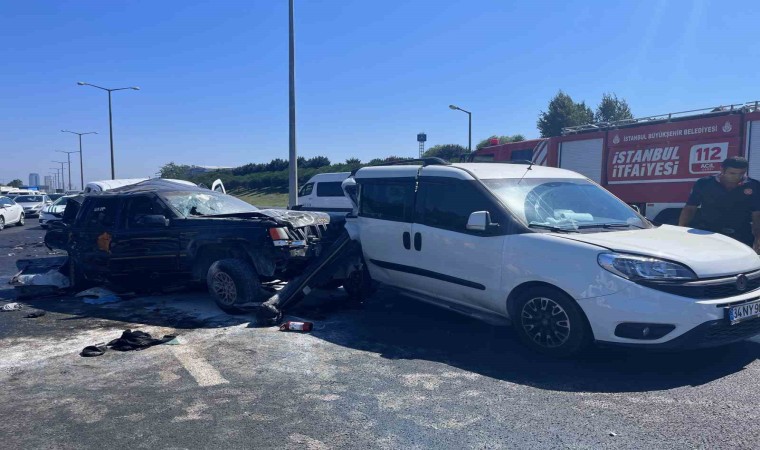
[728,300,760,324]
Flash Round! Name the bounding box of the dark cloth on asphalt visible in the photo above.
[80,344,107,357]
[107,329,176,352]
[80,330,176,357]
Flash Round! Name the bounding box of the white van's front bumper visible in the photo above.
[578,279,760,349]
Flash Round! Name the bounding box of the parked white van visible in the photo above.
[343,160,760,356]
[295,172,353,212]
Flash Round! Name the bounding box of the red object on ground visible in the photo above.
[279,321,313,332]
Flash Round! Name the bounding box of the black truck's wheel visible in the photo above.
[207,258,263,314]
[343,263,374,302]
[512,286,592,357]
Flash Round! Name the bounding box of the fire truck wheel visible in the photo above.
[512,286,592,358]
[207,258,262,314]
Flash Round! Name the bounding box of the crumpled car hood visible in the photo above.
[258,209,331,228]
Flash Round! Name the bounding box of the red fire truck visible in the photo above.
[472,101,760,224]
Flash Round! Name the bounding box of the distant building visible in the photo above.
[44,176,53,190]
[187,165,234,176]
[29,173,40,187]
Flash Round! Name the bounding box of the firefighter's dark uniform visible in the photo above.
[686,175,760,246]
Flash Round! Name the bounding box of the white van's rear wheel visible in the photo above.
[513,287,591,357]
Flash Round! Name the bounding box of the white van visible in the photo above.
[295,172,353,212]
[343,161,760,356]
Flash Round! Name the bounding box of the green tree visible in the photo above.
[422,144,468,161]
[476,134,526,150]
[595,93,633,123]
[345,157,361,166]
[8,179,24,188]
[159,162,193,179]
[537,91,595,137]
[302,156,331,168]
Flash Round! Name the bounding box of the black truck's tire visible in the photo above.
[343,263,374,302]
[512,286,592,358]
[207,258,262,314]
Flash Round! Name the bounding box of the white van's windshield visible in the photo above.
[481,178,650,232]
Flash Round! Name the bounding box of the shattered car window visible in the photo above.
[162,191,259,217]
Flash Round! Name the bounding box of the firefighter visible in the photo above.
[678,156,760,252]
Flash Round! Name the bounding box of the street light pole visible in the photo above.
[49,168,61,191]
[61,130,97,190]
[288,0,298,209]
[449,104,472,154]
[77,82,140,179]
[56,150,79,191]
[52,161,67,192]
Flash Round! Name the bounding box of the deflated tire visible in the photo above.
[207,258,263,314]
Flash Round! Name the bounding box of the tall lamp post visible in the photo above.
[52,161,68,192]
[49,168,61,191]
[61,130,97,189]
[77,82,140,179]
[56,150,79,191]
[448,104,472,155]
[288,0,298,209]
[47,172,56,191]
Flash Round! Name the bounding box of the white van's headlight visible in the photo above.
[598,252,696,281]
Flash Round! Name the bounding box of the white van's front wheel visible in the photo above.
[513,287,591,357]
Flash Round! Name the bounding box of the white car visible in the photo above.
[294,172,353,212]
[0,196,25,230]
[343,161,760,356]
[13,194,52,218]
[40,195,76,229]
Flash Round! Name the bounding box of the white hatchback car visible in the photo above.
[344,161,760,356]
[0,196,25,230]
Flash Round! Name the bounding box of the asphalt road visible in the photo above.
[0,221,759,449]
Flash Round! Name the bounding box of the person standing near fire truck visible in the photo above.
[679,157,760,252]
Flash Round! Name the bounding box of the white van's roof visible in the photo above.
[307,172,351,183]
[355,163,587,181]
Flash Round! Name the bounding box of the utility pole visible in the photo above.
[52,161,68,192]
[62,130,97,189]
[288,0,298,208]
[56,150,78,191]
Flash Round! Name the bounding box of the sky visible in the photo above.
[1,0,759,188]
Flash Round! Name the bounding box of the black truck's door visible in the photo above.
[108,194,180,276]
[72,196,121,281]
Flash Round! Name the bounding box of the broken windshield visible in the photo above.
[162,191,259,217]
[481,178,650,231]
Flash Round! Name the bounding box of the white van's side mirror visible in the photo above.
[467,211,492,231]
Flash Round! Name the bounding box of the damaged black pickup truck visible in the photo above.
[44,179,344,312]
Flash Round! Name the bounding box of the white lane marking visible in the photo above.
[169,346,229,387]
